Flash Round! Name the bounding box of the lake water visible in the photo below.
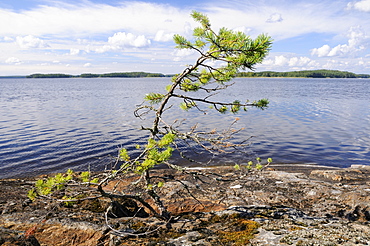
[0,77,369,178]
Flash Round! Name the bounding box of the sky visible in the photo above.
[1,0,370,76]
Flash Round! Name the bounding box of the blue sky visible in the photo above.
[1,0,370,75]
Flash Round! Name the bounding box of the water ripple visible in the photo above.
[1,77,369,178]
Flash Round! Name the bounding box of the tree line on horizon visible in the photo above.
[238,69,370,78]
[24,69,370,79]
[26,72,169,78]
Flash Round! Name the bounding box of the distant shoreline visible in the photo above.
[1,69,369,79]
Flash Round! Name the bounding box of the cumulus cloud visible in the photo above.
[154,30,174,42]
[3,36,13,42]
[15,35,49,49]
[288,56,312,66]
[262,55,313,68]
[261,52,370,73]
[275,55,289,66]
[172,48,195,62]
[69,48,80,55]
[5,57,22,65]
[96,32,151,53]
[311,44,331,57]
[311,26,369,57]
[109,32,150,47]
[266,13,283,23]
[347,0,370,12]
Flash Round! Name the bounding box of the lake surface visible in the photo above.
[0,77,369,178]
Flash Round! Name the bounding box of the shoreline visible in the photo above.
[0,162,346,180]
[1,164,370,245]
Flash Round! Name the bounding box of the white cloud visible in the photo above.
[96,32,151,53]
[3,36,13,42]
[69,48,80,55]
[5,57,22,65]
[15,35,49,49]
[261,58,274,66]
[261,55,314,70]
[311,44,331,57]
[172,48,195,62]
[0,2,189,38]
[288,56,311,66]
[266,13,283,23]
[311,26,369,57]
[347,26,368,47]
[109,32,150,48]
[260,51,370,73]
[0,0,352,43]
[83,63,92,67]
[347,0,370,12]
[328,45,349,56]
[154,30,174,42]
[275,55,289,66]
[206,1,355,41]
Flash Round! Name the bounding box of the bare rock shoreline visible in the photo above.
[1,164,370,245]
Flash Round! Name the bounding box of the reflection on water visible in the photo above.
[0,77,369,178]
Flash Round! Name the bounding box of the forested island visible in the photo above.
[13,69,370,79]
[238,69,370,78]
[26,72,168,78]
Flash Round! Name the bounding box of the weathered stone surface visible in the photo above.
[310,169,369,182]
[1,164,370,245]
[0,220,106,246]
